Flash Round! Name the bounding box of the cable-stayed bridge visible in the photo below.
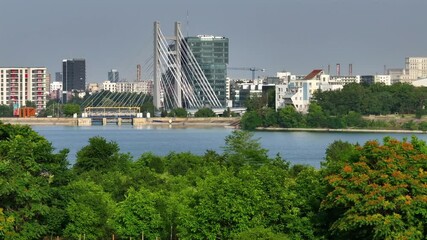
[81,21,245,119]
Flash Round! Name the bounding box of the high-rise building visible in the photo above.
[0,67,47,112]
[108,69,119,82]
[62,59,86,102]
[62,59,86,91]
[185,35,229,106]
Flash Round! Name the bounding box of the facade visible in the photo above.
[185,35,229,107]
[405,57,427,81]
[102,80,153,94]
[0,67,47,112]
[62,58,86,92]
[274,69,361,113]
[360,75,391,85]
[108,69,119,82]
[50,81,63,100]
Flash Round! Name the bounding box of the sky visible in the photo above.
[0,0,426,82]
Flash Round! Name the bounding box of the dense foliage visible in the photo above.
[1,122,426,239]
[241,83,427,130]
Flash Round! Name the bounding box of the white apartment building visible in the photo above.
[0,67,47,111]
[275,69,360,113]
[102,80,153,94]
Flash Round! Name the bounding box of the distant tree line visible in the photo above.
[1,123,426,239]
[241,83,427,130]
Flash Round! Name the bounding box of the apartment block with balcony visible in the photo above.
[0,67,47,112]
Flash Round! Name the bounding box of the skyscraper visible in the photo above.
[108,69,119,82]
[185,35,229,107]
[62,59,86,91]
[62,59,86,102]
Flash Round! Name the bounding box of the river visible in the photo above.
[32,125,427,168]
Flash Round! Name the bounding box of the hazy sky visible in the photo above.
[1,0,426,82]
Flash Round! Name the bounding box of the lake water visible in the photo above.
[32,125,427,168]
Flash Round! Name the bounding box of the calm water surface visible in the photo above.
[32,125,427,168]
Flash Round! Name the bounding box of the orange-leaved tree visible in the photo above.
[321,136,427,240]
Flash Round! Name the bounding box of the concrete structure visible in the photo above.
[108,69,119,82]
[62,58,86,102]
[0,67,48,112]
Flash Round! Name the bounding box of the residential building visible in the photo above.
[275,69,360,113]
[360,75,391,85]
[50,81,63,100]
[62,59,86,102]
[87,83,100,93]
[185,35,229,107]
[0,67,47,112]
[102,80,153,94]
[108,69,119,82]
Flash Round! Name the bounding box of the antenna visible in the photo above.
[186,10,189,37]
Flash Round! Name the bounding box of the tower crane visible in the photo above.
[227,67,266,81]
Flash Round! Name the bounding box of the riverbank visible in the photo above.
[256,127,427,134]
[0,117,240,127]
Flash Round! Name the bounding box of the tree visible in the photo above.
[62,103,81,117]
[0,105,13,117]
[25,100,36,108]
[277,105,304,128]
[168,108,188,117]
[63,180,114,240]
[321,137,427,239]
[111,187,163,239]
[74,136,131,174]
[194,108,216,117]
[0,123,70,239]
[223,130,269,169]
[240,111,262,130]
[306,103,327,128]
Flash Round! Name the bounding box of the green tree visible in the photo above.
[0,123,70,239]
[240,111,262,130]
[24,100,36,108]
[277,105,304,128]
[0,105,13,117]
[194,108,216,117]
[63,180,114,240]
[321,137,427,239]
[74,136,131,174]
[306,103,327,128]
[168,108,188,117]
[111,187,163,239]
[62,103,81,117]
[223,130,269,169]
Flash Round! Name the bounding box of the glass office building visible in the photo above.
[185,35,229,107]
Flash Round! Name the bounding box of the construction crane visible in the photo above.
[228,67,265,81]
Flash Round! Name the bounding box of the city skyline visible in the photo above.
[0,0,426,82]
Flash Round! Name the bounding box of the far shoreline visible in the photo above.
[256,127,427,134]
